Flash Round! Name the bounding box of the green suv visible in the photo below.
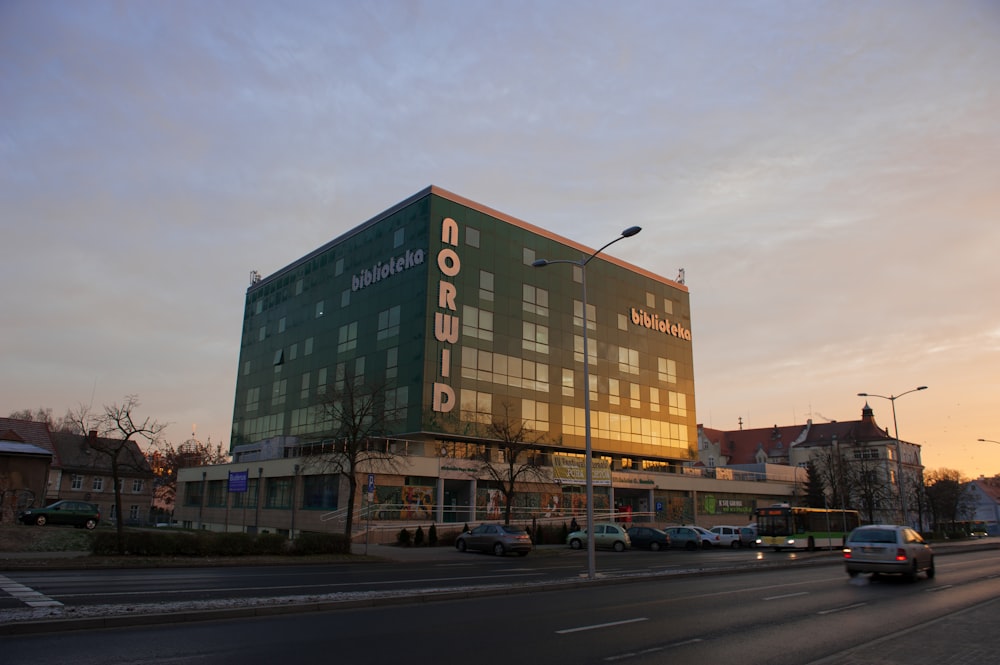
[18,500,101,529]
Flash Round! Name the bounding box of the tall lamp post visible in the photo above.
[978,438,1000,446]
[533,225,641,580]
[857,386,927,526]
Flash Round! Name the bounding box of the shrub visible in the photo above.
[428,523,438,547]
[397,527,412,547]
[414,525,425,547]
[291,532,351,555]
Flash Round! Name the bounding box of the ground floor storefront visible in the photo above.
[174,454,800,541]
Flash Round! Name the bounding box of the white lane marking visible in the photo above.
[0,574,63,608]
[557,617,649,634]
[764,591,809,600]
[604,638,703,661]
[817,602,867,615]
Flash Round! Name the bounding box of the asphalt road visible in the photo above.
[2,548,999,665]
[0,545,830,613]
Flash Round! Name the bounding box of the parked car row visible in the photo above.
[16,500,101,529]
[452,522,762,557]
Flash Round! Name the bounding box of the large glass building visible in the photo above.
[233,186,695,463]
[177,187,798,535]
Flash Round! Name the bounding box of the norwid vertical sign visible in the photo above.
[432,216,461,414]
[228,470,249,493]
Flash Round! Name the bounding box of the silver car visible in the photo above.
[843,525,935,580]
[455,524,532,556]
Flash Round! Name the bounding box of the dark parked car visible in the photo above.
[18,500,100,529]
[663,526,702,551]
[843,524,934,581]
[455,523,532,556]
[627,526,671,551]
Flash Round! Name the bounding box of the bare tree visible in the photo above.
[843,451,895,524]
[69,396,166,553]
[925,468,975,533]
[474,402,550,526]
[148,438,229,518]
[301,375,402,537]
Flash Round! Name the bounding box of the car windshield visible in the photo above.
[850,529,897,543]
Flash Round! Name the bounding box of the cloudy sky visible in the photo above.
[3,1,998,478]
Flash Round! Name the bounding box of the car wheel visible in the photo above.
[493,542,506,556]
[613,541,625,552]
[685,540,697,551]
[702,540,712,550]
[570,538,583,550]
[456,539,467,552]
[650,542,661,551]
[907,561,919,582]
[35,515,47,526]
[848,570,859,578]
[730,540,739,549]
[926,557,935,579]
[84,519,97,530]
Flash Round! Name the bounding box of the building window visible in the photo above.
[523,247,536,266]
[574,335,597,365]
[304,337,314,356]
[132,479,143,493]
[272,379,287,406]
[462,305,494,341]
[341,289,350,307]
[522,284,549,316]
[466,227,480,248]
[243,361,251,375]
[394,227,405,248]
[246,386,260,412]
[265,478,292,509]
[300,373,310,400]
[650,387,661,413]
[335,257,344,276]
[646,291,656,307]
[658,357,677,384]
[129,505,140,521]
[618,347,640,375]
[92,477,104,492]
[278,317,286,333]
[258,326,266,341]
[460,389,492,424]
[562,368,575,397]
[386,386,409,421]
[233,478,259,509]
[522,322,549,354]
[663,297,673,314]
[522,399,549,431]
[609,379,620,406]
[315,301,325,318]
[479,270,494,301]
[337,322,358,353]
[288,344,298,361]
[668,391,687,417]
[618,313,628,331]
[71,474,83,490]
[630,383,641,409]
[573,300,596,331]
[317,367,327,395]
[377,305,401,340]
[207,480,226,507]
[386,347,398,380]
[303,475,339,510]
[295,279,303,295]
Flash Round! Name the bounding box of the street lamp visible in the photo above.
[857,386,927,526]
[533,225,641,580]
[978,438,1000,445]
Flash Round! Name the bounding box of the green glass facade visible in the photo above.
[232,187,696,466]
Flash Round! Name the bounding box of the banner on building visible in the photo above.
[552,456,612,486]
[228,470,248,493]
